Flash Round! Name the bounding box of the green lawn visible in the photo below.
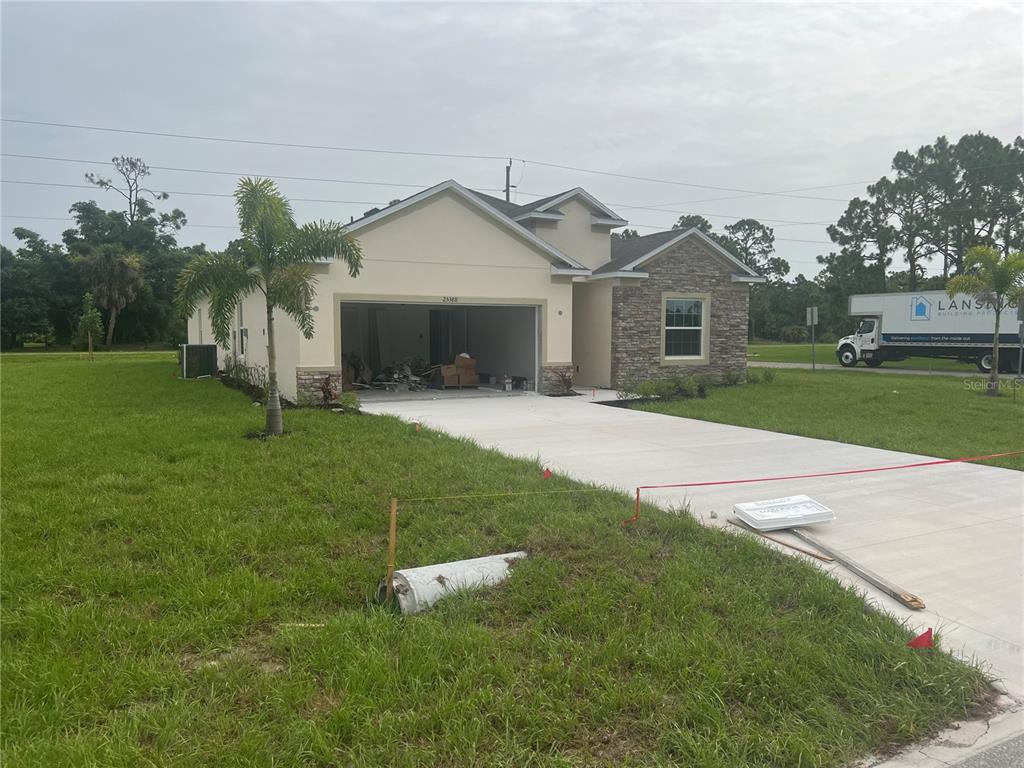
[639,369,1023,471]
[1,354,993,766]
[748,343,974,372]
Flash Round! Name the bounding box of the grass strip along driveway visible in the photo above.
[1,354,993,766]
[639,369,1024,472]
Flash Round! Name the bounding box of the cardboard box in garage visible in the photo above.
[440,364,458,377]
[458,372,479,388]
[454,355,476,370]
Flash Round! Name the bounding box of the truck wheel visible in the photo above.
[866,359,884,368]
[976,354,993,374]
[838,346,858,367]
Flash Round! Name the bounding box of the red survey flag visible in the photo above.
[542,468,553,479]
[907,628,933,649]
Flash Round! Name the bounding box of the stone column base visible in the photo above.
[296,368,343,407]
[541,364,575,395]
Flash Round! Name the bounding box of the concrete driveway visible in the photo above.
[364,391,1024,702]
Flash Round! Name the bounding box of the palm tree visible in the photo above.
[946,245,1024,395]
[78,244,143,346]
[175,177,362,435]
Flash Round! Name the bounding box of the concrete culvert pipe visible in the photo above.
[380,551,527,614]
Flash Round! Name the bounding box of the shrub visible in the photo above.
[317,374,338,407]
[619,373,731,400]
[761,367,777,383]
[552,368,576,396]
[693,374,714,398]
[670,375,696,399]
[618,375,694,400]
[746,368,764,384]
[335,391,361,414]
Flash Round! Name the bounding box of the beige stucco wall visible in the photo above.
[302,189,575,371]
[572,280,613,387]
[530,198,612,271]
[186,293,303,402]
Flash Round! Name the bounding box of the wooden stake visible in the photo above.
[385,497,398,604]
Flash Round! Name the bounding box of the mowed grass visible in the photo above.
[1,354,993,767]
[748,343,972,372]
[639,369,1024,471]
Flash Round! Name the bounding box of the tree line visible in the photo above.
[1,157,203,349]
[618,132,1023,341]
[3,132,1021,351]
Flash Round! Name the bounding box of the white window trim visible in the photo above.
[661,292,710,365]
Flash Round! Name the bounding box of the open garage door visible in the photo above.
[340,301,539,391]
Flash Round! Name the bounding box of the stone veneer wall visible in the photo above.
[610,238,750,388]
[295,368,342,406]
[541,364,575,395]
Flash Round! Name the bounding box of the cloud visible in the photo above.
[1,1,1020,275]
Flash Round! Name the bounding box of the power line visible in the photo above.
[607,200,831,227]
[1,213,238,230]
[6,117,1022,210]
[0,116,862,203]
[639,160,1024,208]
[589,220,833,246]
[1,155,829,229]
[0,118,508,162]
[520,158,851,202]
[0,152,505,193]
[1,179,385,206]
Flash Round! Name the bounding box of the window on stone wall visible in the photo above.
[663,296,707,360]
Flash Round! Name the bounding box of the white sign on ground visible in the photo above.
[733,495,835,531]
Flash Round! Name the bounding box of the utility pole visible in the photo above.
[505,159,513,202]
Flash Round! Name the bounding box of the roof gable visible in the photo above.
[344,180,587,269]
[524,187,626,223]
[599,228,763,278]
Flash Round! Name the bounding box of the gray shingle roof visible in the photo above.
[466,190,523,217]
[467,189,575,219]
[596,229,684,273]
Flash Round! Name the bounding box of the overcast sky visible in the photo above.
[2,1,1021,277]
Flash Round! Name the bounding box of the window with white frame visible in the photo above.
[663,297,705,359]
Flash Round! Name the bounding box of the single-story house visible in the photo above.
[187,179,764,401]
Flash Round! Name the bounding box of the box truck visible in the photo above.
[836,291,1023,373]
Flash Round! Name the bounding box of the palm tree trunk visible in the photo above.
[265,301,284,435]
[105,307,118,347]
[988,306,1000,396]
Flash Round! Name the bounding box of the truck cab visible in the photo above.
[836,317,883,367]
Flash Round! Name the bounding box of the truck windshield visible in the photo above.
[857,320,875,335]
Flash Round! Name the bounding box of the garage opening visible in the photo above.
[340,302,539,392]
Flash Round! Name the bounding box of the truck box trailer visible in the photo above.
[836,291,1023,373]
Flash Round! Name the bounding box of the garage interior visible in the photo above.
[340,302,539,392]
